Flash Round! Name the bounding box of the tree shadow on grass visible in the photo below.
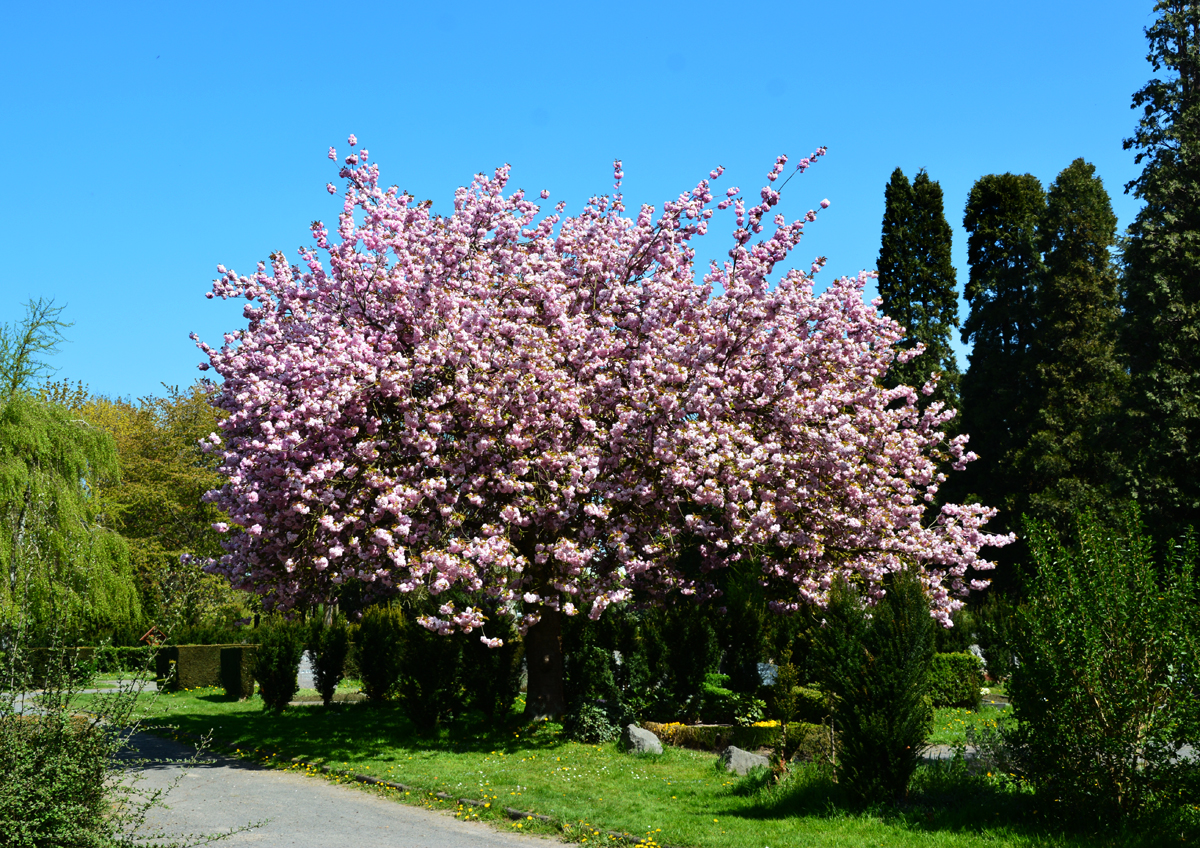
[150,698,567,767]
[712,757,1195,848]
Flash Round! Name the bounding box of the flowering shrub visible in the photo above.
[196,138,1009,714]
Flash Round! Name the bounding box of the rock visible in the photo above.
[720,745,770,776]
[621,724,663,755]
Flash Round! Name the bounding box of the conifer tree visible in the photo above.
[957,174,1046,540]
[1120,0,1200,537]
[876,168,960,415]
[1019,159,1125,527]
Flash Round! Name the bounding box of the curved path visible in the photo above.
[120,731,554,847]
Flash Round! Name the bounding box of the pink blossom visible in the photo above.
[195,140,1007,630]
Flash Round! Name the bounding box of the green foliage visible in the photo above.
[641,603,721,721]
[564,643,621,742]
[1006,510,1200,818]
[929,652,984,709]
[394,613,466,731]
[973,592,1019,681]
[70,382,247,637]
[0,393,142,643]
[565,702,619,744]
[957,172,1047,560]
[811,569,936,805]
[1120,1,1200,540]
[307,611,350,708]
[767,662,802,723]
[877,167,961,415]
[459,607,524,722]
[355,604,405,702]
[252,619,304,711]
[1019,158,1126,529]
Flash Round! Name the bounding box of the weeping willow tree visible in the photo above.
[0,300,142,643]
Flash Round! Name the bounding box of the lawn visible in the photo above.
[82,686,1171,848]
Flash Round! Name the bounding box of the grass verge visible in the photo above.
[92,687,1187,848]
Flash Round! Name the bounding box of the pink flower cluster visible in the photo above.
[195,137,1009,641]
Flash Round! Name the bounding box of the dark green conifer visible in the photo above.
[876,168,960,416]
[957,174,1046,548]
[1120,0,1200,537]
[1018,159,1125,527]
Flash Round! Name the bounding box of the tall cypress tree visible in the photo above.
[1019,159,1125,527]
[876,168,960,415]
[957,174,1046,544]
[1120,0,1200,538]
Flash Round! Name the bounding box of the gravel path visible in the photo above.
[118,731,554,847]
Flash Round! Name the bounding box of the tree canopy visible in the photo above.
[876,168,960,418]
[0,303,140,641]
[1120,0,1200,537]
[197,139,1009,715]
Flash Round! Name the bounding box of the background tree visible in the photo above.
[1016,158,1125,529]
[957,173,1047,581]
[876,168,961,417]
[1120,0,1200,539]
[73,383,245,635]
[198,139,1008,718]
[0,302,140,643]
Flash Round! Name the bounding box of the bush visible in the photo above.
[1006,511,1200,818]
[395,614,465,731]
[0,624,248,847]
[0,711,109,846]
[459,609,523,722]
[929,652,984,709]
[356,605,405,702]
[253,620,304,711]
[307,613,350,708]
[564,643,621,742]
[811,568,935,805]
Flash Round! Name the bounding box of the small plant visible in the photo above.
[811,568,935,805]
[253,618,305,711]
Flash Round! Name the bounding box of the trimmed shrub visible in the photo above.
[930,652,984,709]
[811,569,935,805]
[308,614,350,708]
[1007,512,1200,818]
[155,645,224,691]
[357,605,405,702]
[396,615,465,731]
[220,646,257,700]
[253,621,304,711]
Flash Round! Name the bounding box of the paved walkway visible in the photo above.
[118,731,553,848]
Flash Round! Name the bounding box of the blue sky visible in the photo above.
[0,1,1155,401]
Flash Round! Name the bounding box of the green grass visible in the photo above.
[926,706,1009,747]
[89,688,1186,848]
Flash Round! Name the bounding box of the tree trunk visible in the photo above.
[523,604,565,720]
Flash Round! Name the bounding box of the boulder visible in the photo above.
[720,745,770,776]
[621,724,663,755]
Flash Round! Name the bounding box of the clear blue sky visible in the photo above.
[0,0,1154,401]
